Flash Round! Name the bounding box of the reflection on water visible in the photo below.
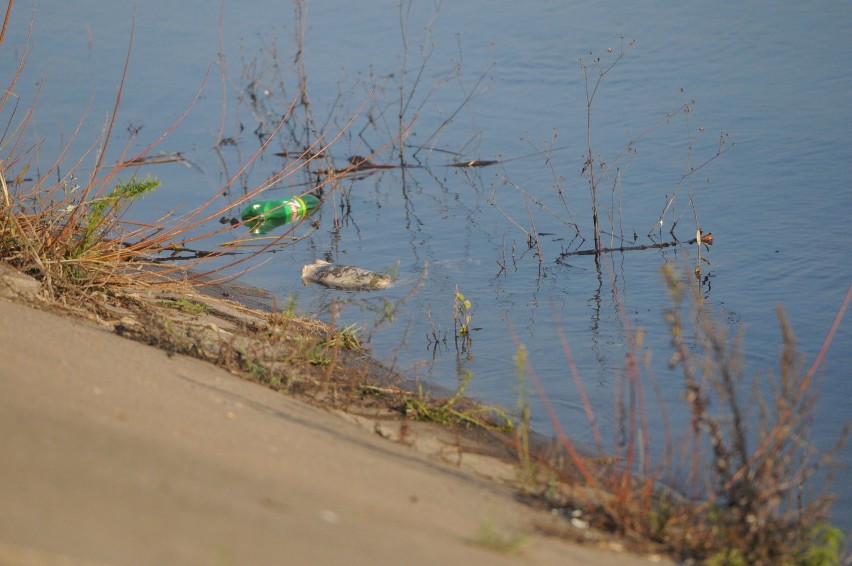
[5,0,851,531]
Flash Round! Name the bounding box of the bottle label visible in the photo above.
[288,197,306,220]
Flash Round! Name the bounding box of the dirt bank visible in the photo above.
[0,295,671,565]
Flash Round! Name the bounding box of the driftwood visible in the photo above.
[314,155,501,175]
[561,232,713,258]
[314,155,403,175]
[447,159,499,168]
[150,246,238,262]
[120,152,188,167]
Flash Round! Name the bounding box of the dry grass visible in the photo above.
[0,0,359,299]
[658,264,849,564]
[502,265,850,564]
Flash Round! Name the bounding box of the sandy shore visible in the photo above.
[0,296,670,565]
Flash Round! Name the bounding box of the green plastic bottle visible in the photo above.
[241,194,320,224]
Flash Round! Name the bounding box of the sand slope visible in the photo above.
[0,299,668,565]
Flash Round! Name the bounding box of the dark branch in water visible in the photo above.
[149,246,240,262]
[560,232,713,259]
[448,159,499,168]
[316,154,504,176]
[346,155,398,170]
[119,152,191,168]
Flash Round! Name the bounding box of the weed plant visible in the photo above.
[658,264,849,563]
[508,265,849,564]
[403,371,513,432]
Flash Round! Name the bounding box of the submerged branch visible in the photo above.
[560,232,713,259]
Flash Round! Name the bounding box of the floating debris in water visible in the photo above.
[301,260,394,291]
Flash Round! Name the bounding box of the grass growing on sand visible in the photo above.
[402,371,513,432]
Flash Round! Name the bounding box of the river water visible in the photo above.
[4,1,851,531]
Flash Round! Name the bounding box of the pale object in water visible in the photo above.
[301,260,394,291]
